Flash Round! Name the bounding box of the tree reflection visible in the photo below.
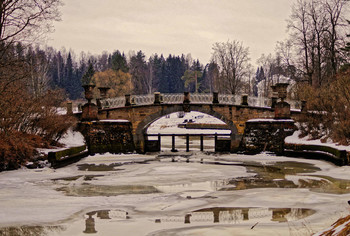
[0,225,64,236]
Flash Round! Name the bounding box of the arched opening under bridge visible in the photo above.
[134,106,240,153]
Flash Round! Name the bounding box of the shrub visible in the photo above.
[0,83,77,171]
[297,69,350,145]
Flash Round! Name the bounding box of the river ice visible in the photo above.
[1,152,350,236]
[1,111,350,235]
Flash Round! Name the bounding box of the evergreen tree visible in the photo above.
[111,50,128,73]
[161,55,186,93]
[64,52,74,96]
[149,54,165,92]
[129,50,149,94]
[82,63,95,85]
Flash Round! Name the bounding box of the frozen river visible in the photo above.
[1,152,350,236]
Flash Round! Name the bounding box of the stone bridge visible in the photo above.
[77,89,304,153]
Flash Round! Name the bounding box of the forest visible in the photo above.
[1,0,350,170]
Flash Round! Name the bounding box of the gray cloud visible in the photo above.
[49,0,296,64]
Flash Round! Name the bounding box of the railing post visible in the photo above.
[183,92,190,104]
[131,97,136,105]
[212,92,219,104]
[200,134,204,151]
[171,134,176,152]
[186,134,190,152]
[125,94,131,106]
[154,92,161,105]
[241,94,248,106]
[66,101,73,115]
[301,100,307,113]
[183,92,191,112]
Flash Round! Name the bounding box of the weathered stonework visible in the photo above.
[81,103,98,121]
[275,101,291,119]
[78,120,134,154]
[89,103,303,153]
[75,93,303,153]
[240,119,296,154]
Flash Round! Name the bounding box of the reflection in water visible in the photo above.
[77,163,123,171]
[81,207,315,233]
[56,184,160,197]
[83,210,129,234]
[0,225,64,236]
[155,161,350,195]
[161,207,315,224]
[84,212,97,234]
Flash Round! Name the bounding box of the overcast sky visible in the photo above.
[48,0,296,65]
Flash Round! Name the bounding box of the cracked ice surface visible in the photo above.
[1,152,350,235]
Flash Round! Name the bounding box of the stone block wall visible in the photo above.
[84,102,303,153]
[78,120,134,154]
[240,119,296,154]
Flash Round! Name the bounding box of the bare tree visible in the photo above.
[0,0,62,43]
[309,0,328,87]
[256,54,277,97]
[0,0,68,170]
[323,0,347,76]
[27,46,51,97]
[0,0,62,95]
[212,40,251,95]
[288,0,313,84]
[287,0,348,87]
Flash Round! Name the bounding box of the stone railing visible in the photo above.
[162,93,183,104]
[101,97,125,108]
[97,92,301,110]
[132,94,154,105]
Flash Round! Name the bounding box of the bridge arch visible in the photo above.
[134,105,240,153]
